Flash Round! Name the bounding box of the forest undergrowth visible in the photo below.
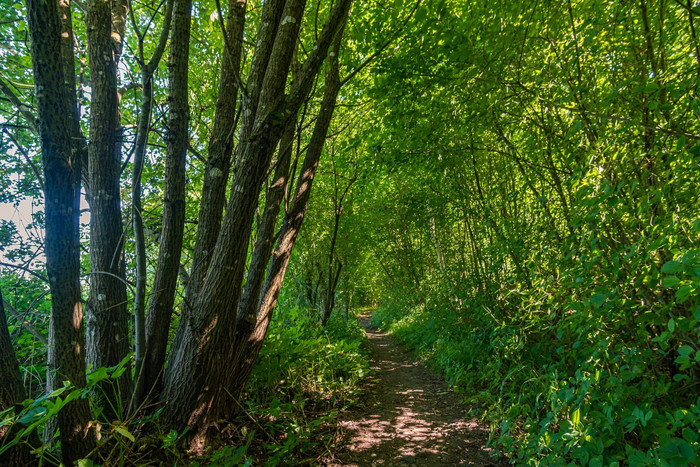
[1,306,369,466]
[372,258,700,467]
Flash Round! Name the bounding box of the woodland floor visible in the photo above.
[323,314,506,466]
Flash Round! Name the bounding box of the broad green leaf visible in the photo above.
[662,276,680,287]
[660,260,683,274]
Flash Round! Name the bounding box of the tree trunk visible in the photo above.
[228,19,345,400]
[141,0,192,404]
[161,0,352,441]
[0,287,33,465]
[185,0,248,306]
[130,0,174,411]
[41,0,84,444]
[321,164,354,326]
[85,0,131,419]
[237,114,296,338]
[161,0,308,438]
[26,1,95,462]
[58,0,89,192]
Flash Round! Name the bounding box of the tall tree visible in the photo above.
[185,0,248,307]
[231,19,347,396]
[85,0,131,417]
[25,1,95,463]
[129,0,175,411]
[140,0,192,405]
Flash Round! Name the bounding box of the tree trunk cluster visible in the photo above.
[6,0,353,463]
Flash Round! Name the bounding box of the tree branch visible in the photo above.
[0,78,39,133]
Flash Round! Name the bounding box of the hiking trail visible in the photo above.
[324,314,505,466]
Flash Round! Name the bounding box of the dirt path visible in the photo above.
[324,314,504,466]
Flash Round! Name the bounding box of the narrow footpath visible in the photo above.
[324,314,504,466]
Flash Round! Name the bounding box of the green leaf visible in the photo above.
[114,425,135,442]
[676,135,686,150]
[677,439,696,461]
[572,408,580,427]
[683,427,699,443]
[590,293,606,309]
[675,285,692,302]
[16,406,47,425]
[660,260,683,274]
[662,276,680,287]
[86,366,109,386]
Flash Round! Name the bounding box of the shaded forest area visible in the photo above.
[0,0,699,465]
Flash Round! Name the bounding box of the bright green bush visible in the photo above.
[249,306,368,400]
[239,306,369,464]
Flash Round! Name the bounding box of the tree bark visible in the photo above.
[237,115,296,337]
[0,287,33,465]
[85,0,131,419]
[161,0,307,437]
[44,0,80,425]
[26,1,95,462]
[186,0,247,308]
[57,0,89,193]
[228,18,346,399]
[141,0,192,404]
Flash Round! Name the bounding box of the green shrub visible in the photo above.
[239,306,369,464]
[375,282,700,466]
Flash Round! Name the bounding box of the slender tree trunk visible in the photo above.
[0,287,33,465]
[228,21,345,398]
[321,261,343,326]
[85,0,131,418]
[41,0,84,446]
[185,0,247,306]
[26,2,95,462]
[130,0,174,411]
[130,67,151,411]
[141,0,192,403]
[237,116,296,337]
[321,167,354,326]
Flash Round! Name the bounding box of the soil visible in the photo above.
[323,314,507,467]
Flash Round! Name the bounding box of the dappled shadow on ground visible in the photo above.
[323,315,506,466]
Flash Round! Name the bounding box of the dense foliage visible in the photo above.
[2,0,699,464]
[332,0,700,464]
